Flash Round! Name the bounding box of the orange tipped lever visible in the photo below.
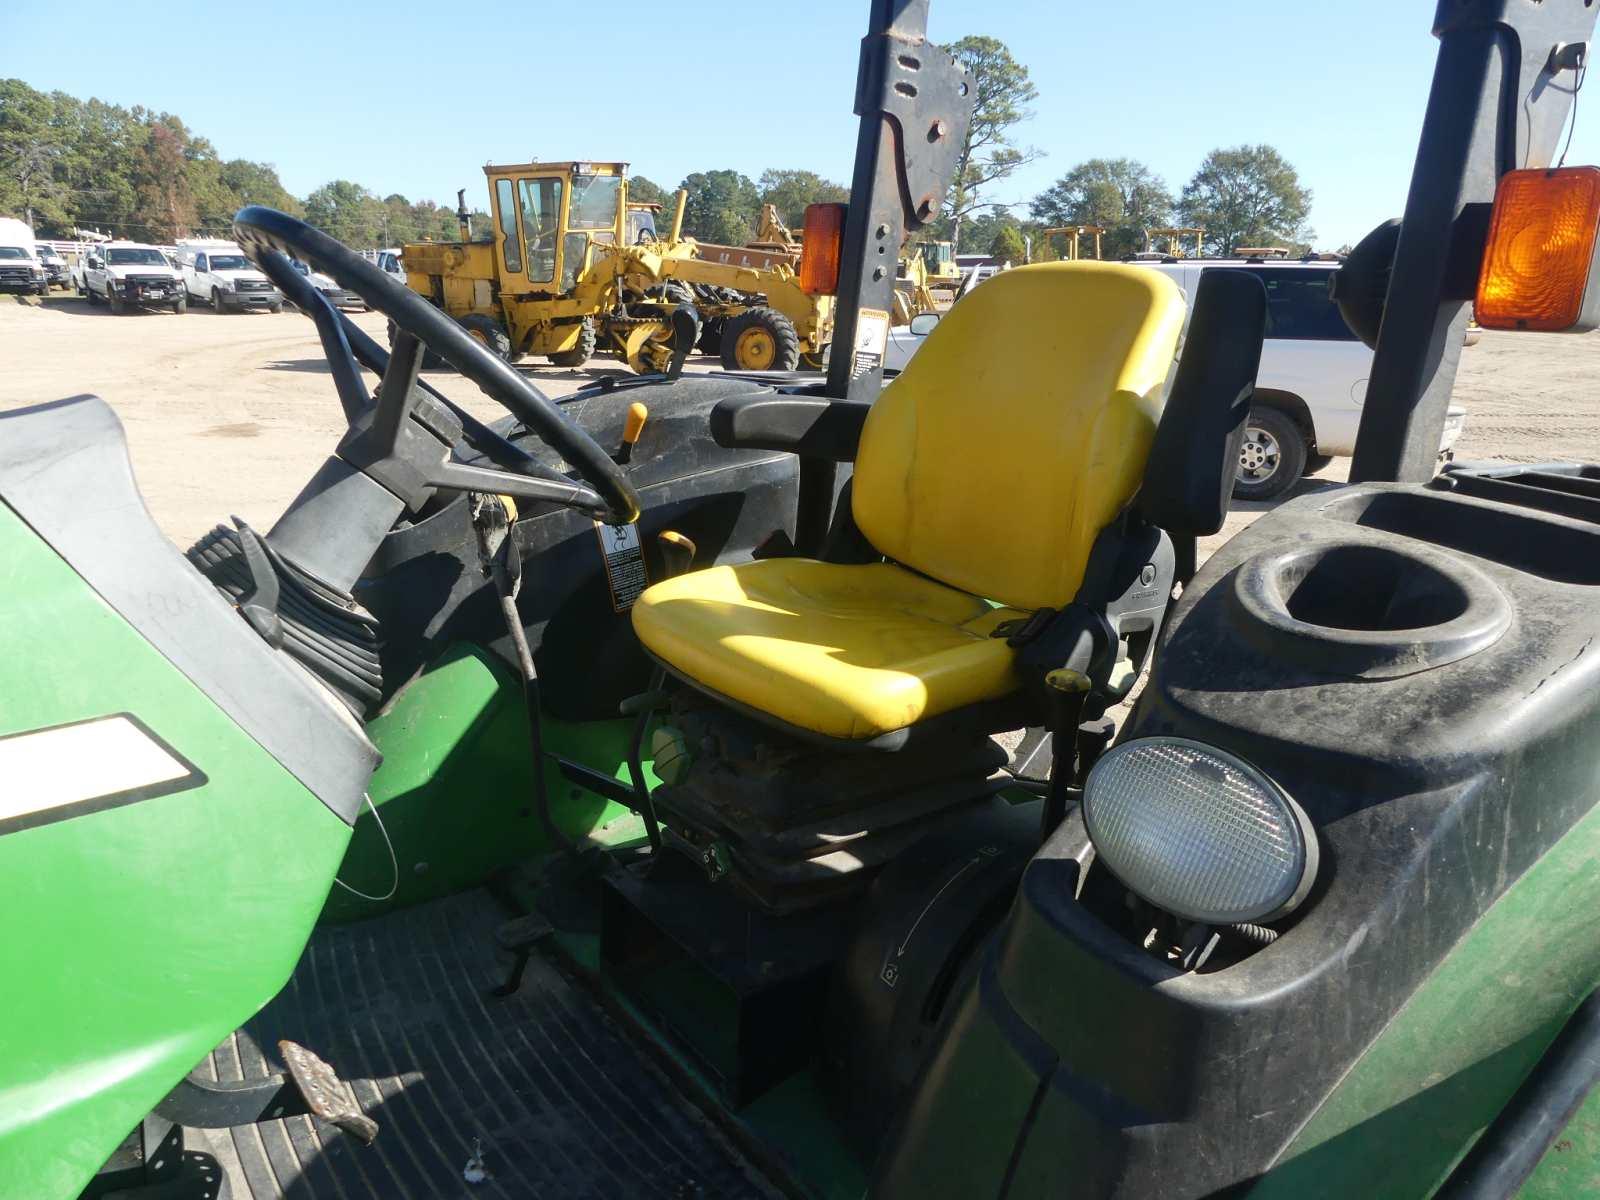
[657,529,697,578]
[617,402,648,463]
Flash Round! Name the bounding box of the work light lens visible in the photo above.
[1082,738,1314,926]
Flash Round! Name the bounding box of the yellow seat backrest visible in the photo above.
[852,262,1185,612]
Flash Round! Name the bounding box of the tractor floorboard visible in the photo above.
[188,887,784,1199]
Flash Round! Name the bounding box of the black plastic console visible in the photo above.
[875,478,1600,1198]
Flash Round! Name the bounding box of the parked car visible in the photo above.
[378,248,404,283]
[80,241,186,313]
[287,258,367,311]
[175,239,282,312]
[880,259,1465,499]
[34,244,69,289]
[885,311,941,373]
[0,217,48,295]
[1144,259,1466,499]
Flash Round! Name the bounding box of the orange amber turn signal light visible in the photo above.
[799,203,846,296]
[1476,166,1600,331]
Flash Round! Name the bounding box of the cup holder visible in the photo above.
[1232,539,1511,678]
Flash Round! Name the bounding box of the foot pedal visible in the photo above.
[278,1040,379,1145]
[491,912,554,997]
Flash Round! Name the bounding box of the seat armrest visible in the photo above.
[710,395,872,461]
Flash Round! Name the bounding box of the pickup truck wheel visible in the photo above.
[107,286,124,315]
[211,288,226,313]
[1233,406,1307,501]
[172,293,187,314]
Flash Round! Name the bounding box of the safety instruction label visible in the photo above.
[850,307,890,379]
[595,521,649,611]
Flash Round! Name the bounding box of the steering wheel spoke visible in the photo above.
[372,331,424,455]
[257,250,374,425]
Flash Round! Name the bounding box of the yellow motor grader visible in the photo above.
[398,161,833,372]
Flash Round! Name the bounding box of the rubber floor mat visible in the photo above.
[188,888,783,1199]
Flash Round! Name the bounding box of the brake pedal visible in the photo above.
[278,1040,379,1144]
[491,912,555,997]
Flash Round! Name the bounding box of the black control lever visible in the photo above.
[666,305,700,380]
[232,519,284,648]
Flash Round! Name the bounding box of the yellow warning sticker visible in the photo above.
[851,307,891,379]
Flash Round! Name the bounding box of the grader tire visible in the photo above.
[720,307,800,372]
[458,313,513,362]
[549,318,597,368]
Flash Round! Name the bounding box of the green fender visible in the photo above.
[0,504,352,1199]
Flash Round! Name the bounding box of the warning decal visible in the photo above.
[850,307,891,379]
[595,521,650,611]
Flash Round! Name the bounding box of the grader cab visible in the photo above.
[399,160,834,373]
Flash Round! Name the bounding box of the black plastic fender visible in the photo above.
[820,798,1043,1161]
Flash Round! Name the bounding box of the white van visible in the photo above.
[0,217,48,296]
[176,240,282,313]
[1143,260,1467,499]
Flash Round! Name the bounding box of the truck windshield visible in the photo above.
[106,248,168,266]
[208,255,251,270]
[0,247,28,260]
[569,175,621,231]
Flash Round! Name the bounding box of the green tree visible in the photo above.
[939,36,1041,248]
[678,169,760,245]
[956,206,1019,254]
[1030,158,1174,259]
[989,224,1026,264]
[628,175,671,207]
[1179,144,1313,255]
[304,179,383,246]
[756,168,849,227]
[0,79,72,229]
[219,160,302,217]
[130,118,198,242]
[59,96,141,238]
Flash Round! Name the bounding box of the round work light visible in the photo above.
[1082,737,1317,926]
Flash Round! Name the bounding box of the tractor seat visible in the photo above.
[633,559,1028,742]
[632,262,1195,746]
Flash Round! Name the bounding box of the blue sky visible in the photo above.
[4,1,1596,249]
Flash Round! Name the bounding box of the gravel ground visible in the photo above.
[2,293,1596,553]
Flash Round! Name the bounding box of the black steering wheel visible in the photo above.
[232,206,640,525]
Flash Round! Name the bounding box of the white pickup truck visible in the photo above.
[176,240,282,313]
[80,241,186,314]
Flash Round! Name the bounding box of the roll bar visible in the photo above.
[1352,0,1598,481]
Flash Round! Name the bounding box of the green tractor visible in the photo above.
[7,2,1600,1198]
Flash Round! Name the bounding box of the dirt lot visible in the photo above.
[2,292,1597,553]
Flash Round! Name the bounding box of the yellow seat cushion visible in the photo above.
[632,558,1026,741]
